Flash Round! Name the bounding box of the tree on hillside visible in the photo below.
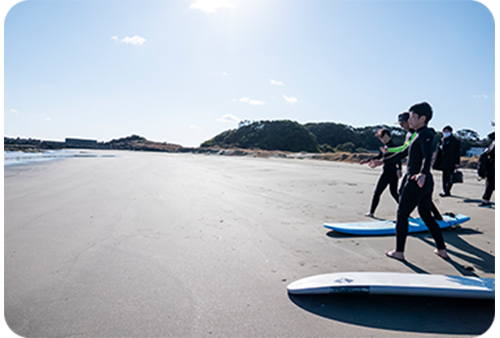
[335,142,356,153]
[201,120,320,153]
[304,122,360,149]
[200,120,485,154]
[456,129,480,142]
[455,129,483,156]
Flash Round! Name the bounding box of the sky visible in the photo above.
[2,0,497,147]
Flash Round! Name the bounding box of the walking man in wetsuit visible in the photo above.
[370,102,449,261]
[382,112,443,221]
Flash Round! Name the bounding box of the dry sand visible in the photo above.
[3,151,496,337]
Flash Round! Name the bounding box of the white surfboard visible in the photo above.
[287,272,495,299]
[324,214,470,236]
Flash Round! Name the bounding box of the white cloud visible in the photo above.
[111,36,119,42]
[270,79,284,86]
[119,35,147,45]
[189,125,202,130]
[222,72,228,76]
[234,97,266,105]
[217,114,240,123]
[474,94,489,99]
[11,109,18,114]
[45,117,52,121]
[282,94,298,104]
[189,0,235,14]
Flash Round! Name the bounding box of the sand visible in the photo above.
[3,151,496,337]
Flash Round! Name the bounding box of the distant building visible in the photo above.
[466,147,485,157]
[65,138,98,149]
[42,140,65,149]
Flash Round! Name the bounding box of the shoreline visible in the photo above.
[4,147,481,169]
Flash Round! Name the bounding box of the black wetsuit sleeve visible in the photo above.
[419,129,434,175]
[372,151,383,160]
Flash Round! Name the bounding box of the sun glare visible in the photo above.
[189,0,236,14]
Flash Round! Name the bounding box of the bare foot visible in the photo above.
[365,212,374,218]
[385,250,405,261]
[434,249,450,259]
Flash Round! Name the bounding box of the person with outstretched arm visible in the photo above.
[370,102,448,261]
[360,128,401,217]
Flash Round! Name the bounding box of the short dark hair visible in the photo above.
[397,112,410,123]
[376,128,391,138]
[409,102,433,123]
[443,125,453,132]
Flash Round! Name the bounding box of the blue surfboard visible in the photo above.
[324,214,470,236]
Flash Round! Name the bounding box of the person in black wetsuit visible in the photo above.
[381,112,443,221]
[370,102,449,261]
[360,128,401,217]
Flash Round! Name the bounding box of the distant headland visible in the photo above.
[4,120,490,168]
[4,135,182,153]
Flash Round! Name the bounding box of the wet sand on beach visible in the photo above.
[4,151,495,337]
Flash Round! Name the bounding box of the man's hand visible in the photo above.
[380,146,388,154]
[411,173,426,188]
[369,159,383,169]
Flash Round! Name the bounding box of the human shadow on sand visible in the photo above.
[447,195,495,208]
[325,219,394,238]
[415,227,495,275]
[327,226,494,276]
[325,230,390,239]
[288,292,494,335]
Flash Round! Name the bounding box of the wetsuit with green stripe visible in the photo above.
[385,129,442,220]
[386,130,416,153]
[384,126,446,252]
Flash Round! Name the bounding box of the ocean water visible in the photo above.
[4,150,112,166]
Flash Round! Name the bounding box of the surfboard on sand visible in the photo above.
[287,272,495,299]
[324,213,470,236]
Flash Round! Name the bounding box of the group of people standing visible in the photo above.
[360,102,495,261]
